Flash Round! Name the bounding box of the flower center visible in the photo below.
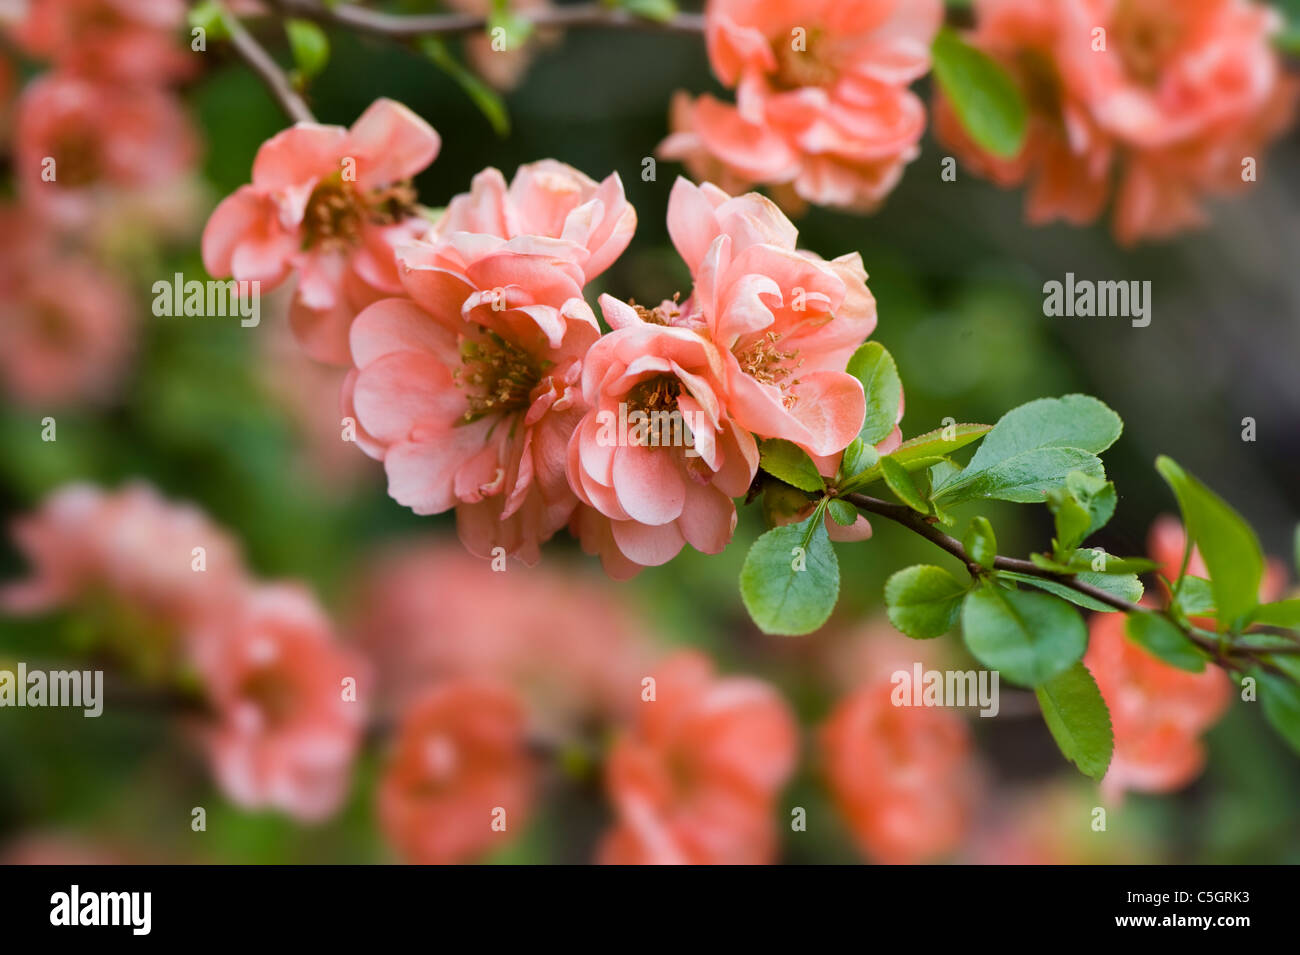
[771,28,837,90]
[238,669,298,729]
[1013,49,1064,121]
[51,131,102,189]
[302,175,418,250]
[629,293,683,326]
[626,376,682,418]
[736,331,801,401]
[457,332,544,422]
[1113,0,1185,87]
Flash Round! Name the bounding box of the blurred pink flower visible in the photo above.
[2,482,245,633]
[936,0,1298,244]
[598,651,797,865]
[191,583,368,822]
[7,0,193,85]
[377,680,535,864]
[352,540,653,735]
[0,211,135,406]
[660,0,943,210]
[566,311,758,577]
[202,99,441,363]
[15,73,198,227]
[1084,611,1230,801]
[820,680,973,864]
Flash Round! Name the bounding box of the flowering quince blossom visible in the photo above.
[342,160,635,563]
[202,99,441,364]
[936,0,1299,244]
[377,680,535,865]
[820,680,973,864]
[0,209,135,407]
[6,0,193,85]
[15,73,198,227]
[190,583,368,822]
[660,0,943,210]
[598,651,797,865]
[0,482,244,629]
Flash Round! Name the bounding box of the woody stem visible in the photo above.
[208,0,317,124]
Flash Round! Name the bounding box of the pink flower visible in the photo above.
[1084,612,1230,801]
[936,0,1298,244]
[598,651,798,865]
[352,540,654,735]
[8,0,193,85]
[202,99,441,363]
[15,73,198,227]
[377,680,535,864]
[660,0,943,210]
[2,482,245,634]
[933,0,1115,228]
[0,211,135,406]
[566,310,759,577]
[191,583,367,822]
[665,178,873,457]
[343,161,635,563]
[820,680,973,864]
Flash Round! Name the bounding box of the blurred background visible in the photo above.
[1,0,1298,864]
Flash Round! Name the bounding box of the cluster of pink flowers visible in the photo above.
[0,0,202,406]
[206,110,884,575]
[661,0,944,212]
[934,0,1298,244]
[2,483,367,822]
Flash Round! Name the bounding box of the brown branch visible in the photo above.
[210,0,316,124]
[264,0,706,38]
[839,491,1294,679]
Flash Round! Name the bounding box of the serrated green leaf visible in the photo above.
[1125,611,1208,672]
[759,439,824,492]
[827,499,858,526]
[962,584,1087,687]
[931,27,1028,158]
[937,447,1105,504]
[962,395,1122,472]
[1030,551,1158,576]
[880,455,928,514]
[846,342,902,446]
[885,565,968,639]
[1156,456,1263,632]
[964,516,997,570]
[1036,662,1114,780]
[1172,576,1216,617]
[836,437,879,485]
[740,512,839,636]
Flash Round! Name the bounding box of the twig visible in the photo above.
[210,0,316,124]
[839,491,1293,679]
[264,0,706,38]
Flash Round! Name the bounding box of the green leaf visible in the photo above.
[1030,551,1158,576]
[740,512,839,636]
[846,342,902,445]
[962,584,1087,687]
[937,447,1105,504]
[1048,472,1117,557]
[621,0,679,22]
[827,498,858,526]
[418,36,510,136]
[880,456,928,514]
[1036,663,1114,780]
[285,19,330,81]
[843,423,990,491]
[998,571,1141,613]
[1257,670,1300,756]
[1294,523,1300,579]
[1172,576,1216,617]
[885,565,968,639]
[1251,599,1300,628]
[189,0,231,40]
[931,27,1028,158]
[489,0,535,46]
[964,516,997,570]
[1125,611,1209,673]
[759,439,824,492]
[1156,456,1263,632]
[933,395,1120,504]
[836,437,879,485]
